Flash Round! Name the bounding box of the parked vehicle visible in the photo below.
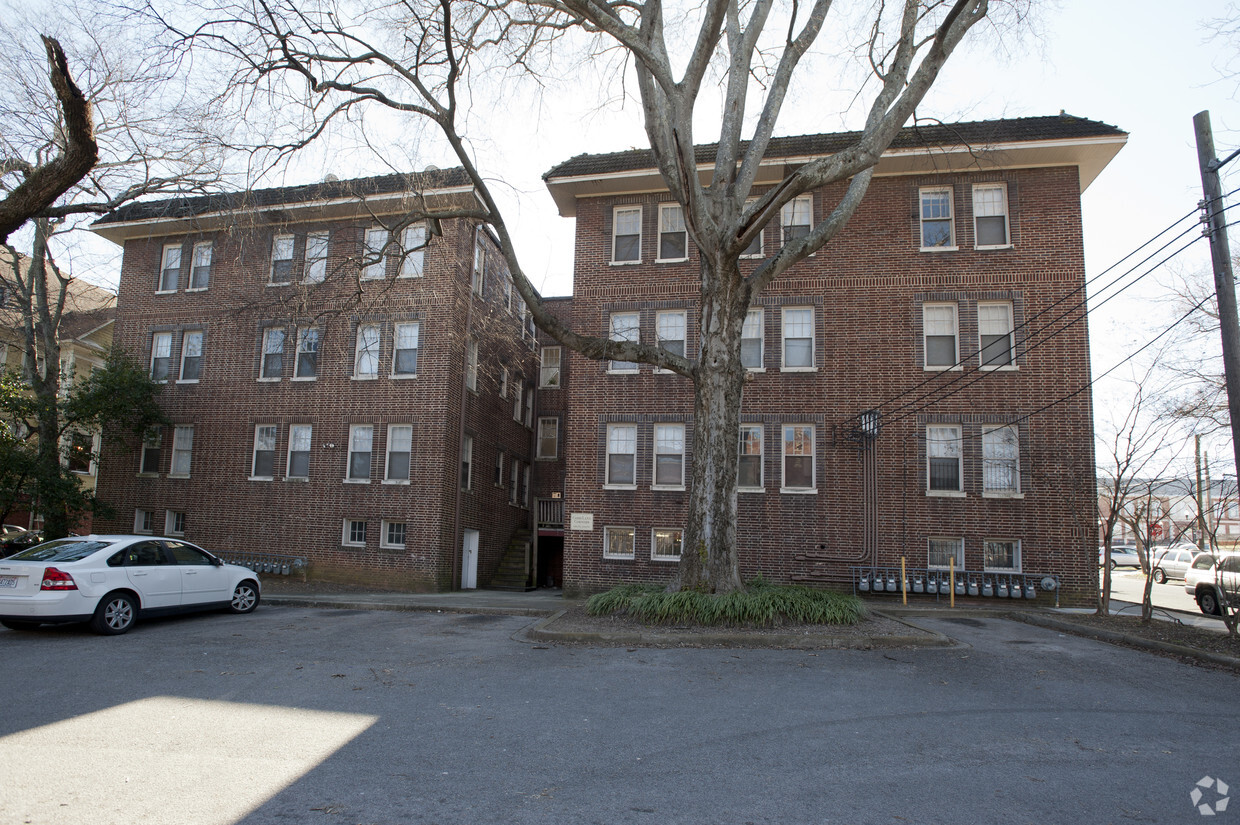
[0,535,260,635]
[1184,553,1240,616]
[2,524,26,535]
[1099,545,1141,569]
[0,530,44,557]
[1150,546,1201,583]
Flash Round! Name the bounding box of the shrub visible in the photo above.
[585,579,866,627]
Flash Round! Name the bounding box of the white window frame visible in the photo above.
[170,425,193,478]
[608,311,640,373]
[400,224,426,278]
[510,459,520,505]
[978,301,1015,369]
[178,330,202,383]
[354,324,380,379]
[286,424,312,480]
[158,244,181,293]
[540,346,561,388]
[603,526,636,559]
[150,331,172,382]
[780,306,815,371]
[928,537,965,571]
[346,424,373,483]
[651,528,683,562]
[984,539,1021,572]
[926,425,964,496]
[460,434,473,491]
[781,424,815,493]
[140,430,161,475]
[260,327,284,381]
[294,328,319,380]
[982,425,1021,497]
[381,520,407,550]
[495,450,505,487]
[499,366,509,398]
[524,386,534,428]
[472,236,486,295]
[250,424,278,480]
[605,423,637,489]
[741,308,764,371]
[189,241,213,291]
[362,227,388,280]
[972,183,1011,249]
[342,519,367,548]
[740,199,764,258]
[611,205,642,264]
[304,231,329,283]
[165,510,186,537]
[514,383,523,422]
[656,203,688,262]
[522,465,530,508]
[466,338,479,391]
[919,186,956,251]
[738,424,763,491]
[270,234,295,284]
[781,195,812,244]
[537,417,559,460]
[134,509,154,535]
[922,303,959,371]
[652,423,685,490]
[392,321,418,378]
[385,424,412,483]
[655,310,686,373]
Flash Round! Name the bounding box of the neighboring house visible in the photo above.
[1100,477,1240,551]
[542,114,1127,605]
[91,171,539,590]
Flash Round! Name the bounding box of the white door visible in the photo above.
[122,540,181,608]
[461,529,479,590]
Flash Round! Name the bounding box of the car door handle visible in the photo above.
[130,571,149,577]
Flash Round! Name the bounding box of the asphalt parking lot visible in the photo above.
[1,605,1237,825]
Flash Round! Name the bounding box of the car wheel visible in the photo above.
[1109,559,1118,570]
[1198,589,1222,616]
[90,591,137,635]
[1152,568,1166,584]
[1,619,41,631]
[228,580,260,614]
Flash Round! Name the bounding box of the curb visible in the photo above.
[1007,611,1240,670]
[262,594,558,618]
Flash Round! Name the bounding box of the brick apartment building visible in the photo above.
[542,115,1126,605]
[92,171,541,589]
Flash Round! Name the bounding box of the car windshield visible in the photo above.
[8,539,116,563]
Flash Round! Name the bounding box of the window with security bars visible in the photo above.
[922,303,958,368]
[982,426,1019,494]
[973,184,1009,247]
[604,526,635,559]
[984,539,1020,571]
[652,528,683,561]
[928,538,964,570]
[978,302,1014,367]
[658,204,687,260]
[926,426,962,492]
[606,424,637,486]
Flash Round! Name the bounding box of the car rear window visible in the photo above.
[1193,555,1217,569]
[8,539,116,563]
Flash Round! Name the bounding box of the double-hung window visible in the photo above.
[270,234,295,284]
[655,310,686,371]
[781,307,814,370]
[287,424,312,479]
[741,200,764,257]
[150,332,172,382]
[304,231,329,283]
[652,528,683,562]
[170,425,193,477]
[920,187,955,249]
[401,224,426,277]
[537,417,558,460]
[738,424,763,490]
[393,322,418,377]
[513,383,523,421]
[653,424,685,488]
[158,244,181,292]
[466,339,479,391]
[741,309,764,369]
[510,459,520,504]
[973,184,1010,248]
[923,303,958,369]
[928,538,964,570]
[354,324,380,379]
[658,204,687,261]
[978,302,1014,367]
[982,425,1020,495]
[612,206,641,263]
[385,425,412,482]
[608,312,639,373]
[781,196,811,243]
[782,424,814,491]
[179,331,202,382]
[927,425,962,493]
[524,387,534,428]
[984,539,1020,572]
[460,435,473,490]
[294,328,319,379]
[606,424,637,487]
[260,327,284,380]
[251,425,277,479]
[189,242,212,290]
[540,347,561,388]
[140,430,162,474]
[472,238,485,295]
[347,424,373,481]
[362,227,388,280]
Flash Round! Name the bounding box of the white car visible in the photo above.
[0,535,261,635]
[1184,552,1240,616]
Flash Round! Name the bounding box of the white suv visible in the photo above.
[1184,552,1240,616]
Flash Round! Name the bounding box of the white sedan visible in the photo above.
[0,535,261,635]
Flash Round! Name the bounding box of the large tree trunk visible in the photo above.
[673,260,748,594]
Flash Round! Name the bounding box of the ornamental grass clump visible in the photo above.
[585,579,866,627]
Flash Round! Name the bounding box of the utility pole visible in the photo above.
[1194,111,1240,487]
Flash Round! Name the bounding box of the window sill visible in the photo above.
[780,487,817,495]
[285,477,308,483]
[343,478,371,484]
[979,365,1018,372]
[655,257,689,264]
[927,490,967,498]
[390,373,417,380]
[380,544,407,551]
[780,366,818,373]
[738,487,765,494]
[291,376,318,382]
[975,244,1013,251]
[176,379,199,385]
[923,366,963,372]
[651,485,686,492]
[382,479,411,485]
[137,472,160,479]
[603,554,636,561]
[536,456,558,462]
[983,568,1022,574]
[539,384,560,390]
[920,246,959,253]
[248,476,275,482]
[266,282,292,288]
[185,287,209,293]
[983,492,1024,500]
[257,377,281,383]
[609,260,642,266]
[606,370,639,376]
[167,473,190,479]
[745,367,766,374]
[352,375,379,381]
[603,484,637,491]
[155,290,177,295]
[396,273,424,279]
[340,543,365,549]
[651,556,681,563]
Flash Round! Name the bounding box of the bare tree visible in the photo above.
[156,0,1002,592]
[1162,265,1229,434]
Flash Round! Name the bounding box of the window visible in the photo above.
[495,451,505,486]
[653,424,685,488]
[270,234,295,284]
[150,332,172,381]
[522,464,531,508]
[982,425,1020,495]
[928,538,964,570]
[978,302,1014,367]
[134,509,154,534]
[741,309,764,369]
[189,242,212,290]
[158,244,181,292]
[984,539,1021,572]
[385,424,412,482]
[606,424,637,487]
[260,327,284,380]
[170,425,193,477]
[927,425,962,493]
[295,328,319,379]
[472,237,485,295]
[612,206,642,263]
[179,330,202,382]
[343,519,367,547]
[67,431,93,473]
[363,227,388,280]
[304,231,329,283]
[514,383,523,421]
[920,187,955,249]
[382,521,407,549]
[609,311,639,373]
[287,424,312,479]
[781,307,814,369]
[166,511,186,536]
[973,183,1009,247]
[466,339,478,391]
[922,303,958,369]
[401,224,426,277]
[251,425,277,479]
[781,196,811,243]
[499,366,509,398]
[658,204,688,261]
[782,424,815,491]
[738,424,763,489]
[741,200,763,257]
[524,387,534,428]
[604,526,635,559]
[140,430,161,474]
[540,347,561,388]
[652,528,683,562]
[392,322,418,376]
[537,417,558,459]
[655,310,686,370]
[347,424,373,481]
[354,324,380,378]
[510,459,520,504]
[460,435,473,490]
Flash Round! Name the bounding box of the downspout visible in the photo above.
[451,224,479,590]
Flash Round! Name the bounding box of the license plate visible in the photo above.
[0,576,17,588]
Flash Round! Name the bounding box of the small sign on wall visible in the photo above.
[569,513,594,531]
